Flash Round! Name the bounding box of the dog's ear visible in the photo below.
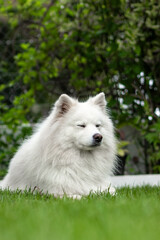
[55,94,74,118]
[91,92,107,112]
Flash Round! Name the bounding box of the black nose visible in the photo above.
[93,133,103,143]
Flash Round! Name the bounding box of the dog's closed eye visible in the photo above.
[77,124,86,128]
[96,124,101,128]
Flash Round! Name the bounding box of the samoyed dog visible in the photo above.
[0,93,117,199]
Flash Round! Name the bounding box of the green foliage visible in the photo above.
[117,141,129,157]
[0,0,160,173]
[0,124,32,177]
[144,119,160,171]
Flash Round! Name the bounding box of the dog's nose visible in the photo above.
[93,133,103,143]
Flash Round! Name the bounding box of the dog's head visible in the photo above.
[53,93,114,151]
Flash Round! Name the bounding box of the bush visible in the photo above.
[0,0,160,174]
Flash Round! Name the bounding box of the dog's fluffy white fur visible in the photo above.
[0,93,117,198]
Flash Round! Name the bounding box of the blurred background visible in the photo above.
[0,0,160,178]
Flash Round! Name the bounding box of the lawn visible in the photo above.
[0,186,160,240]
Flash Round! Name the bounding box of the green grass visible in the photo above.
[0,186,160,240]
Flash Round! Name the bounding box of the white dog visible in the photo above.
[0,93,117,198]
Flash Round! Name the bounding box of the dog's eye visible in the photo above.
[77,124,86,128]
[96,124,101,128]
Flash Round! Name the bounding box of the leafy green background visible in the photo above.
[0,0,160,177]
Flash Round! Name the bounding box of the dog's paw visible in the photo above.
[91,185,116,196]
[96,185,116,196]
[107,186,116,196]
[67,194,82,200]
